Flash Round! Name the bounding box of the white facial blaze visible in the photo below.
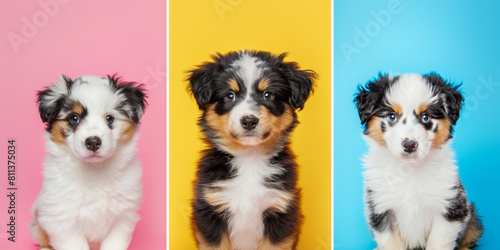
[235,53,263,93]
[383,74,440,161]
[386,74,436,111]
[228,53,267,145]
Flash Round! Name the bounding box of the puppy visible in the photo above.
[30,75,146,250]
[187,50,316,249]
[354,73,483,250]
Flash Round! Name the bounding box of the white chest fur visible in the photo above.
[208,151,292,249]
[36,145,142,243]
[363,144,459,248]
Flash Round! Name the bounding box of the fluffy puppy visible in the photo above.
[354,72,483,250]
[30,75,146,250]
[187,50,316,249]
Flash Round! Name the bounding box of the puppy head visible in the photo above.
[187,50,316,153]
[37,75,147,163]
[354,72,463,161]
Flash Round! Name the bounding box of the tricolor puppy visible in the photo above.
[187,50,316,249]
[354,73,483,250]
[30,75,146,250]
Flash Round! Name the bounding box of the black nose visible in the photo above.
[402,139,418,153]
[240,115,259,131]
[85,136,102,152]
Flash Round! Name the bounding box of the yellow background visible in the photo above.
[169,0,331,248]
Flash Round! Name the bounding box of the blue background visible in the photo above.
[334,1,500,249]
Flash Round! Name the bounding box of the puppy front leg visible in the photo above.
[100,215,139,250]
[426,215,462,250]
[367,206,404,250]
[50,233,89,250]
[373,227,405,250]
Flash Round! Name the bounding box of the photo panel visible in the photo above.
[334,0,500,249]
[169,0,331,249]
[0,1,166,249]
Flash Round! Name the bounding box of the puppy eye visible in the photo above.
[263,91,274,101]
[68,114,80,125]
[224,91,236,103]
[106,115,115,125]
[388,113,397,122]
[422,114,430,123]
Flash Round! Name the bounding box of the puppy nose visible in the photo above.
[402,139,418,153]
[85,136,102,152]
[240,115,259,131]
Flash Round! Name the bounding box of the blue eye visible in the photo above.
[224,91,236,102]
[68,114,80,125]
[422,114,430,122]
[388,113,397,122]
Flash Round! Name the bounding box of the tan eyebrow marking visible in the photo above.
[391,104,402,115]
[417,103,428,115]
[258,78,269,92]
[228,78,239,92]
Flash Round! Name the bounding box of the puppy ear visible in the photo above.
[354,87,378,125]
[281,58,316,110]
[110,75,148,123]
[443,87,463,125]
[37,89,62,123]
[424,73,463,125]
[37,75,72,123]
[354,74,391,125]
[187,62,217,110]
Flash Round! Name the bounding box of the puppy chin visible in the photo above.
[81,155,108,163]
[238,136,264,146]
[232,130,271,146]
[387,145,419,163]
[397,149,431,164]
[72,148,112,163]
[399,152,420,162]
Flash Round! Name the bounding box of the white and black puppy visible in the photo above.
[30,75,146,250]
[354,73,483,250]
[188,50,315,249]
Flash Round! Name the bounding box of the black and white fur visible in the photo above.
[354,73,483,250]
[30,75,146,250]
[187,50,316,249]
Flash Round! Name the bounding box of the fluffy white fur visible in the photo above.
[30,75,144,250]
[363,138,468,249]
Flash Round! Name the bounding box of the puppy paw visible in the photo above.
[427,246,454,250]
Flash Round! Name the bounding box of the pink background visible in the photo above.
[0,1,166,249]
